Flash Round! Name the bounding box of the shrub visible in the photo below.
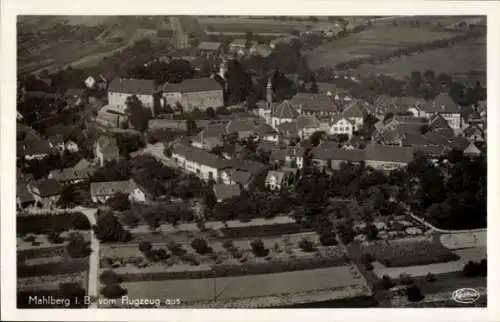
[380,274,395,290]
[100,284,127,299]
[138,241,153,253]
[222,240,234,250]
[319,230,338,246]
[71,214,91,230]
[250,239,268,257]
[167,241,186,257]
[99,270,122,285]
[191,237,211,255]
[298,238,316,252]
[47,232,65,244]
[406,284,424,302]
[156,248,169,261]
[66,233,91,258]
[426,272,437,282]
[400,273,414,285]
[230,248,243,259]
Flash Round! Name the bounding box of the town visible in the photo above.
[16,15,486,309]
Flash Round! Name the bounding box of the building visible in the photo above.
[17,182,36,209]
[423,92,462,130]
[254,123,279,142]
[365,145,414,171]
[451,136,481,157]
[20,140,55,161]
[162,78,223,112]
[329,116,355,138]
[249,44,272,57]
[289,93,340,117]
[229,39,252,55]
[108,78,156,115]
[270,35,299,49]
[311,144,364,170]
[94,135,120,167]
[171,143,232,181]
[90,179,147,203]
[197,41,224,56]
[296,114,322,140]
[48,159,95,185]
[265,169,295,191]
[29,179,63,207]
[341,99,369,130]
[270,101,299,129]
[212,183,241,202]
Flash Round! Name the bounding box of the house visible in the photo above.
[66,141,80,153]
[311,144,365,170]
[277,121,299,141]
[254,123,279,142]
[249,44,272,57]
[463,124,485,143]
[451,137,481,157]
[423,92,462,130]
[289,93,340,117]
[20,140,55,161]
[94,135,120,167]
[329,115,355,138]
[108,78,157,115]
[229,39,253,55]
[90,179,147,203]
[171,143,232,181]
[225,119,261,140]
[270,35,299,49]
[162,78,223,112]
[365,145,414,171]
[212,183,241,202]
[29,179,63,207]
[197,41,224,56]
[270,100,299,129]
[48,134,65,152]
[48,159,95,184]
[296,114,321,140]
[17,181,36,209]
[191,124,226,151]
[265,169,295,191]
[341,99,369,130]
[285,145,308,169]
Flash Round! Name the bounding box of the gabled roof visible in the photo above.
[342,99,368,118]
[270,148,287,162]
[265,170,287,184]
[330,114,355,126]
[229,170,253,186]
[451,136,474,152]
[97,135,119,156]
[108,78,156,95]
[429,114,452,130]
[172,143,231,169]
[254,123,278,136]
[195,124,227,141]
[312,146,365,162]
[162,78,222,93]
[213,183,241,201]
[230,38,247,47]
[272,100,299,119]
[225,119,260,134]
[365,144,414,163]
[197,41,223,51]
[48,134,64,145]
[413,144,448,158]
[424,92,461,114]
[296,114,320,129]
[49,166,94,183]
[289,93,340,113]
[374,94,394,107]
[463,124,485,138]
[90,179,139,197]
[23,140,53,156]
[277,121,299,137]
[33,178,62,197]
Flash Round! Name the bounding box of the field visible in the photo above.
[198,17,324,34]
[306,26,462,69]
[355,37,486,83]
[116,265,367,305]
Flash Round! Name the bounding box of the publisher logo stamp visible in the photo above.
[451,288,480,304]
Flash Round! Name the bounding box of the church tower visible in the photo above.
[266,74,273,107]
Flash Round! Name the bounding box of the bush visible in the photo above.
[298,238,316,252]
[191,237,211,255]
[58,282,86,307]
[167,241,186,257]
[400,273,414,285]
[66,233,91,258]
[380,275,395,290]
[250,239,268,257]
[100,284,127,299]
[462,260,486,277]
[138,241,153,253]
[156,248,169,260]
[406,284,424,302]
[426,272,437,282]
[222,240,234,250]
[71,214,91,230]
[47,232,65,244]
[100,270,122,285]
[319,230,338,246]
[230,247,243,259]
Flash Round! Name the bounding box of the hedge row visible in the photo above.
[17,258,89,278]
[18,246,66,260]
[17,212,90,236]
[220,223,313,240]
[117,255,348,282]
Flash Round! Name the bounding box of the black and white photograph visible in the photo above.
[1,0,498,321]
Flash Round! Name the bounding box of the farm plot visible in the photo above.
[119,265,367,305]
[361,238,459,267]
[198,17,316,34]
[18,272,87,292]
[356,37,486,81]
[306,26,462,69]
[372,246,486,279]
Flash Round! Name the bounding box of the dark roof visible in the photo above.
[414,144,448,158]
[213,183,241,201]
[97,135,119,157]
[424,92,461,114]
[289,93,340,113]
[162,78,222,93]
[254,123,277,135]
[270,148,287,162]
[451,136,473,151]
[177,16,206,38]
[342,99,368,118]
[198,41,223,51]
[225,119,260,134]
[48,134,64,145]
[23,140,53,156]
[172,143,231,169]
[33,179,62,197]
[312,146,365,162]
[277,121,299,137]
[296,115,320,129]
[429,114,452,131]
[272,101,299,119]
[108,78,156,95]
[365,145,414,163]
[229,170,253,186]
[65,88,86,97]
[232,159,268,175]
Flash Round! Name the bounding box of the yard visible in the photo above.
[355,37,486,82]
[111,265,368,306]
[306,26,463,69]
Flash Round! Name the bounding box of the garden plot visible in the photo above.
[18,272,87,292]
[118,265,368,305]
[440,230,486,250]
[372,246,486,279]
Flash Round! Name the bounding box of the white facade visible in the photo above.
[85,76,96,89]
[271,116,294,130]
[162,90,224,112]
[330,118,354,138]
[108,92,154,115]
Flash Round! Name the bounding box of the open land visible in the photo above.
[198,17,327,34]
[355,37,486,83]
[306,26,463,69]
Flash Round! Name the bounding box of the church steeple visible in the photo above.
[266,74,273,107]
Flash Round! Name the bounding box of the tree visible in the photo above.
[222,240,234,250]
[250,238,268,257]
[125,95,151,133]
[298,238,317,252]
[93,211,132,243]
[167,240,186,257]
[406,284,424,302]
[100,284,127,299]
[99,270,122,285]
[191,237,211,255]
[203,188,217,212]
[138,241,153,253]
[206,107,216,119]
[426,272,437,282]
[71,213,91,230]
[58,282,86,308]
[379,275,395,290]
[319,230,338,246]
[186,119,198,135]
[107,192,131,211]
[66,232,91,258]
[462,260,480,277]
